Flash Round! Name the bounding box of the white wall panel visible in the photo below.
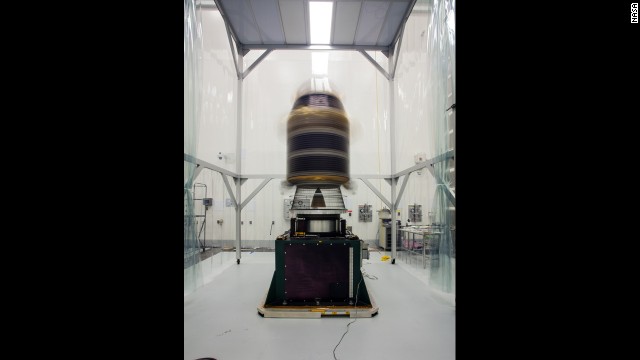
[198,9,238,172]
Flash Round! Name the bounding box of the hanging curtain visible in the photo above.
[184,0,203,296]
[426,0,455,295]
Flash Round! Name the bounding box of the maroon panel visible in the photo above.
[284,244,350,300]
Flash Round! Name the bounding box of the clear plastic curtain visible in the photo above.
[426,0,455,294]
[184,0,203,295]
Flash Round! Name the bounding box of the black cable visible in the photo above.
[333,277,363,360]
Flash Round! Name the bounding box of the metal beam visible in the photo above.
[389,0,419,52]
[391,150,454,178]
[389,49,398,260]
[352,174,389,179]
[390,24,404,79]
[184,153,239,178]
[241,49,273,80]
[243,174,390,179]
[220,174,237,208]
[233,177,248,186]
[236,51,244,262]
[242,44,390,52]
[197,0,217,9]
[192,165,204,180]
[224,21,240,79]
[429,149,455,165]
[240,178,272,210]
[241,174,285,179]
[213,0,242,53]
[425,165,456,206]
[359,178,391,209]
[395,161,428,178]
[359,50,390,80]
[395,172,411,208]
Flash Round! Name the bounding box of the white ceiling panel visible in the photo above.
[376,1,410,46]
[250,0,286,44]
[332,1,362,45]
[218,0,262,44]
[214,0,416,49]
[354,1,390,46]
[279,0,307,44]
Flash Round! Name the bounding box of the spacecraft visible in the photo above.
[257,84,378,318]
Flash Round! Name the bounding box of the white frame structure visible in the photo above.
[184,0,454,263]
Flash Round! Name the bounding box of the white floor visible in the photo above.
[184,250,455,360]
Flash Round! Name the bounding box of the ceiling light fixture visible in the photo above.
[309,1,333,44]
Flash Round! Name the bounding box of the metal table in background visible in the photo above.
[399,226,442,269]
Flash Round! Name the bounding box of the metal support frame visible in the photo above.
[194,1,451,265]
[192,166,204,180]
[359,178,391,209]
[388,0,417,60]
[233,177,248,186]
[357,172,411,214]
[389,49,398,261]
[429,149,455,166]
[359,50,390,81]
[236,52,243,263]
[393,150,454,178]
[242,44,389,52]
[184,153,239,178]
[356,149,454,212]
[355,12,406,262]
[357,15,405,82]
[241,49,273,80]
[220,174,237,207]
[240,178,272,210]
[395,172,411,209]
[390,25,404,79]
[425,165,456,206]
[225,22,240,79]
[425,150,455,206]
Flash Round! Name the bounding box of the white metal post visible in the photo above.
[235,52,243,264]
[389,51,397,261]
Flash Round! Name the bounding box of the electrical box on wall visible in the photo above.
[358,204,372,222]
[409,204,422,223]
[203,198,213,206]
[283,198,293,220]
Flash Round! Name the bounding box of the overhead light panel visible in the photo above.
[309,1,333,44]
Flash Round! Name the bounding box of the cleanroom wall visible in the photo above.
[393,1,437,226]
[189,6,239,252]
[184,0,204,296]
[197,7,238,169]
[394,0,455,296]
[425,0,456,296]
[185,4,240,296]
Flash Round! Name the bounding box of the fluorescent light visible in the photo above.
[309,1,333,44]
[308,45,332,50]
[312,52,329,75]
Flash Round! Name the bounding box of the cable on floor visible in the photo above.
[362,270,378,280]
[333,277,363,360]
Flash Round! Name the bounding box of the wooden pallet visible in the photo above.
[257,285,379,319]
